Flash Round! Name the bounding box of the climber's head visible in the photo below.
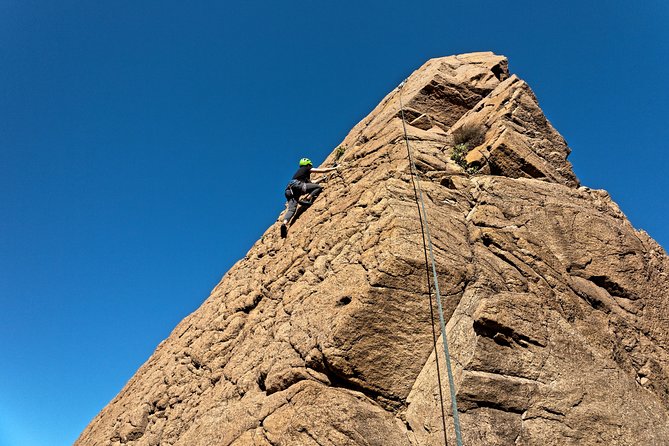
[299,158,312,167]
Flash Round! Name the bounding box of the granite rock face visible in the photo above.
[76,52,669,446]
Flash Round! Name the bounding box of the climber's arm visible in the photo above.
[311,166,338,174]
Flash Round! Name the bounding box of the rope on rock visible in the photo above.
[397,80,464,446]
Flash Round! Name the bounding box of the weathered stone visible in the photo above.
[77,53,669,446]
[451,76,579,186]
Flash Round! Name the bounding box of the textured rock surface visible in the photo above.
[76,52,669,446]
[457,75,578,186]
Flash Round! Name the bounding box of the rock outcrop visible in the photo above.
[76,52,669,446]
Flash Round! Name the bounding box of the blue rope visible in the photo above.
[398,80,464,446]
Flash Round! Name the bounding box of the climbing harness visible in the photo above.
[285,179,307,198]
[398,79,464,446]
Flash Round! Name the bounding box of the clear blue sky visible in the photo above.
[1,1,667,445]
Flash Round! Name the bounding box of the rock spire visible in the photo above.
[77,52,669,446]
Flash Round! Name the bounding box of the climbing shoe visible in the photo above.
[299,196,313,206]
[280,223,287,238]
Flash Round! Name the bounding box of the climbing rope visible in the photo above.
[397,80,464,446]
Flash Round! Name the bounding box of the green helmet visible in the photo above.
[299,158,312,166]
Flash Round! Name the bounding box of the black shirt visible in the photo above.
[292,165,312,182]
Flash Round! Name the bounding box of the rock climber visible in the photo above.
[280,157,338,238]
